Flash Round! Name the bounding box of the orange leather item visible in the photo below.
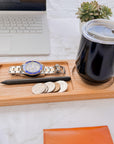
[44,126,113,144]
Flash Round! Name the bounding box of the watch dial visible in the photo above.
[23,61,42,75]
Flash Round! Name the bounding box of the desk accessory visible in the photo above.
[32,80,68,94]
[53,82,60,92]
[9,61,65,77]
[1,76,71,85]
[76,19,114,83]
[0,0,50,56]
[45,82,56,93]
[0,60,113,107]
[44,126,113,144]
[56,81,68,93]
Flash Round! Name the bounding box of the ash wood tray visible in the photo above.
[0,60,114,106]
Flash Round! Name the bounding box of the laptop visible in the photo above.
[0,0,50,55]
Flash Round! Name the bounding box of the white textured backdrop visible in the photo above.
[0,0,114,144]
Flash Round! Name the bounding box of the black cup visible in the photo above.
[76,19,114,83]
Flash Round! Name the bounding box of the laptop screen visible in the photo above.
[0,0,46,11]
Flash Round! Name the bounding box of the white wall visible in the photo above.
[47,0,114,18]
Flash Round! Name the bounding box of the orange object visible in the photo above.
[44,126,113,144]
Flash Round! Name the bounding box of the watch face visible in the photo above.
[23,61,43,76]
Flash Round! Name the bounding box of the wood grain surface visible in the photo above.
[0,60,114,106]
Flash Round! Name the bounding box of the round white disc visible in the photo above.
[32,83,47,94]
[56,80,68,92]
[45,82,55,93]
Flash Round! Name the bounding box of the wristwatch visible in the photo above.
[9,61,66,77]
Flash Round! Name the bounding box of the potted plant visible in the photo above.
[76,1,112,30]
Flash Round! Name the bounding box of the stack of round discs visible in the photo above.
[32,80,68,94]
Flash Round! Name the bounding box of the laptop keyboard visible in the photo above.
[0,15,43,34]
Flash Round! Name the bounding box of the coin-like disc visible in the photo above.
[53,82,60,92]
[44,84,49,93]
[32,83,47,94]
[45,82,55,93]
[56,80,68,92]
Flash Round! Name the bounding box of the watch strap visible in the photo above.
[9,66,23,75]
[42,64,66,75]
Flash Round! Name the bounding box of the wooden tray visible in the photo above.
[0,60,114,106]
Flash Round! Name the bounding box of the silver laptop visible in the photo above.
[0,0,50,55]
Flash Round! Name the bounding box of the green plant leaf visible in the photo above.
[76,0,113,22]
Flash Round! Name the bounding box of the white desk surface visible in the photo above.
[0,0,114,143]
